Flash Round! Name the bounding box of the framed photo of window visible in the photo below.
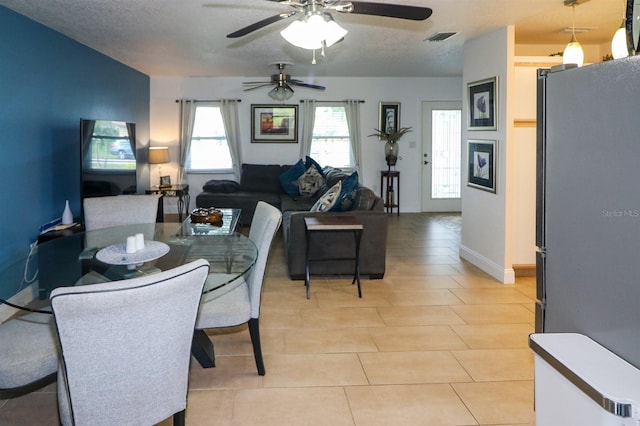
[467,139,497,193]
[378,102,400,136]
[251,104,298,143]
[467,77,497,130]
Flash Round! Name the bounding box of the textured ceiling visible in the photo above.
[0,0,622,78]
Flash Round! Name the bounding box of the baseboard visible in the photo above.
[513,264,536,277]
[459,245,515,284]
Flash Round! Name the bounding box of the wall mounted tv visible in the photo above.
[80,118,137,200]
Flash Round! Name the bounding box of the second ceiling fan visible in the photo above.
[243,63,325,101]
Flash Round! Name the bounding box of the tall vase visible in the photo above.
[62,200,73,225]
[385,140,399,169]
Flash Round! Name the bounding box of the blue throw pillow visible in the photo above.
[279,159,306,197]
[331,171,359,212]
[305,156,323,175]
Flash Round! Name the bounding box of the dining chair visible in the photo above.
[51,259,209,426]
[195,201,282,376]
[0,312,59,398]
[83,194,160,231]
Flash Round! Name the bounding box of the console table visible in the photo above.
[145,184,190,222]
[380,170,400,215]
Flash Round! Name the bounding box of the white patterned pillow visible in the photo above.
[296,166,325,198]
[310,181,341,212]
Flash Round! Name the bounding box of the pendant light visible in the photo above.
[611,1,629,59]
[563,3,584,67]
[612,19,629,59]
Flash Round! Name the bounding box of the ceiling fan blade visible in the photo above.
[243,84,276,91]
[348,2,432,21]
[242,81,272,85]
[227,13,294,38]
[289,80,326,90]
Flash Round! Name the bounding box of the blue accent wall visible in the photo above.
[0,6,149,268]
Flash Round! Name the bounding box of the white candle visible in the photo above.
[126,236,137,253]
[135,233,145,251]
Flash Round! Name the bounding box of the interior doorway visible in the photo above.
[421,101,462,212]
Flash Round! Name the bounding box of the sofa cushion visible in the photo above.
[310,181,341,212]
[279,159,306,197]
[296,166,325,197]
[202,179,240,193]
[353,187,378,211]
[305,156,323,175]
[240,164,286,193]
[280,194,318,212]
[332,171,359,212]
[322,166,349,188]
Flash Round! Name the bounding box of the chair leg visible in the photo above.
[192,329,215,368]
[173,409,185,426]
[248,318,265,376]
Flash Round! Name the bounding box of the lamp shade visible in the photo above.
[148,146,169,164]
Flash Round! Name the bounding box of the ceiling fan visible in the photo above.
[243,62,325,100]
[227,1,432,62]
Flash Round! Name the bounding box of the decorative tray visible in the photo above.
[96,241,170,265]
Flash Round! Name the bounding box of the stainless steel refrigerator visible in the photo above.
[536,57,640,369]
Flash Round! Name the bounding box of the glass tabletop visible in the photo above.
[0,222,257,314]
[180,208,241,236]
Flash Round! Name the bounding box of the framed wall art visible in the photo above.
[251,104,298,143]
[378,102,400,135]
[467,139,497,193]
[467,77,497,130]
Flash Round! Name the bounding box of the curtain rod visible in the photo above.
[300,100,365,103]
[175,99,242,103]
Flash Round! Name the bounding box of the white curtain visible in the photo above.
[299,99,316,159]
[178,100,197,184]
[344,99,362,178]
[219,99,242,181]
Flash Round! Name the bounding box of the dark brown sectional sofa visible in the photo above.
[196,163,388,280]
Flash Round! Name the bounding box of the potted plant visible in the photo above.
[369,126,412,170]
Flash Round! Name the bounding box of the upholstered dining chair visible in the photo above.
[0,312,59,398]
[195,201,282,376]
[51,259,209,426]
[83,194,160,231]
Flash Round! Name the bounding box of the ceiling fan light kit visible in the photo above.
[268,84,295,101]
[281,13,348,50]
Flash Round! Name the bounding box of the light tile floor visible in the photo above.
[0,213,537,425]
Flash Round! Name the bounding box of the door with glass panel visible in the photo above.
[421,101,462,212]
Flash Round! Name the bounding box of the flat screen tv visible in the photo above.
[80,118,137,203]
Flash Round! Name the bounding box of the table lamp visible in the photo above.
[148,146,170,187]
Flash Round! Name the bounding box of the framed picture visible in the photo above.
[159,175,171,187]
[251,104,298,143]
[467,77,497,130]
[378,102,400,136]
[467,139,497,193]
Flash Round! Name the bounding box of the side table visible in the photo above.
[304,216,363,299]
[380,170,400,215]
[145,184,190,222]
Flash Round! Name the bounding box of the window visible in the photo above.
[187,104,232,171]
[84,120,136,171]
[310,104,354,169]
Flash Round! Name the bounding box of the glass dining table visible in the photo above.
[0,220,256,368]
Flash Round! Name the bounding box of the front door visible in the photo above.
[421,101,462,212]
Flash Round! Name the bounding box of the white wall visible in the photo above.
[460,26,514,283]
[149,75,462,212]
